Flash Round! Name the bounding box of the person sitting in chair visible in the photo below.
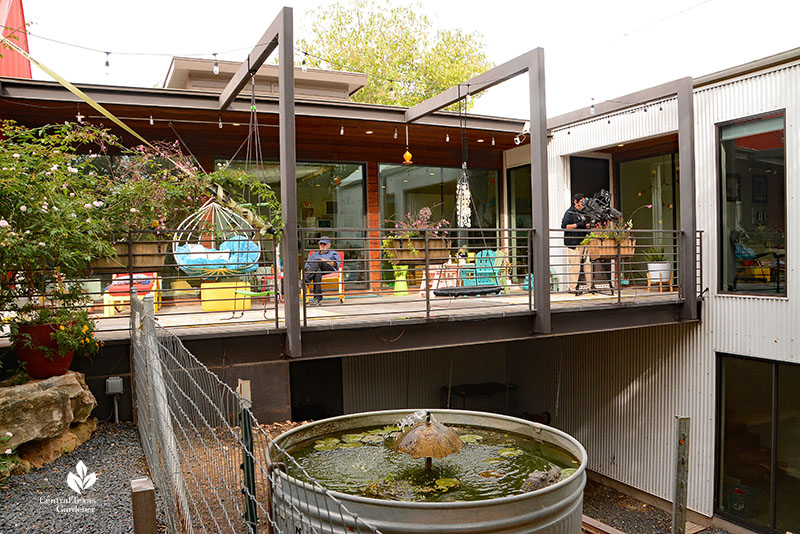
[304,236,341,306]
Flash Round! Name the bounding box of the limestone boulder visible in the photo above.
[0,371,97,449]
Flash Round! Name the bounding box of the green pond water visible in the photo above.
[284,424,580,502]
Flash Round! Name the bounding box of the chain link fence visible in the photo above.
[130,292,382,534]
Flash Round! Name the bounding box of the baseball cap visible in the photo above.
[318,236,331,244]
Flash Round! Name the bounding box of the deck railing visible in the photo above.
[0,225,704,339]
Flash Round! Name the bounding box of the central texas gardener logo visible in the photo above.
[67,460,97,495]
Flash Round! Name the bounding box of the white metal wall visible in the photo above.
[341,60,800,519]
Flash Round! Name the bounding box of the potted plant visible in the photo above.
[644,246,671,284]
[0,121,112,377]
[383,207,450,265]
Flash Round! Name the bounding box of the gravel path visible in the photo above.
[0,422,150,534]
[583,479,730,534]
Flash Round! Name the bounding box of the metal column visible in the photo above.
[677,77,697,320]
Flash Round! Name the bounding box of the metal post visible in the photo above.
[677,77,697,320]
[237,380,257,533]
[277,8,301,356]
[424,231,431,320]
[671,416,690,534]
[528,48,550,333]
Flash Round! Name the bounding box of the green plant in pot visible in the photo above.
[644,246,671,284]
[383,207,450,265]
[0,121,113,378]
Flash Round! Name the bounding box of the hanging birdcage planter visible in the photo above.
[172,199,261,280]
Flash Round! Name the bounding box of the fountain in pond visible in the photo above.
[268,409,587,533]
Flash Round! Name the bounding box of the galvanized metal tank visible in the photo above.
[269,409,587,534]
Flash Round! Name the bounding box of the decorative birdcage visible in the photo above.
[172,199,261,280]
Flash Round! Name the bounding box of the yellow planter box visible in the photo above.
[200,280,252,312]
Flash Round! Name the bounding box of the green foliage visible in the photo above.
[93,141,206,236]
[645,247,666,263]
[204,166,283,235]
[298,0,494,107]
[0,431,18,481]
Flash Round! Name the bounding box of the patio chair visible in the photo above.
[103,272,161,317]
[474,250,500,286]
[304,250,345,303]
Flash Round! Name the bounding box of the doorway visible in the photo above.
[570,156,610,199]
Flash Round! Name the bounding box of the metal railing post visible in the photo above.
[424,230,431,320]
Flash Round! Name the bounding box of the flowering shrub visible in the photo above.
[388,207,450,239]
[0,121,115,361]
[0,431,18,481]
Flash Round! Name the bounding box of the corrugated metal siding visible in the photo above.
[343,61,800,519]
[342,345,508,413]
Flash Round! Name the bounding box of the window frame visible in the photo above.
[715,110,787,297]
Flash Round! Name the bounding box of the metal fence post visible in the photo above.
[237,380,258,533]
[671,416,690,534]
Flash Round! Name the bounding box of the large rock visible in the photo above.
[0,371,97,449]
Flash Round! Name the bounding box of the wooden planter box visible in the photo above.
[387,237,450,265]
[585,238,614,259]
[618,237,636,257]
[90,241,168,272]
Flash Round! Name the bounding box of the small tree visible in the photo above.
[297,0,493,107]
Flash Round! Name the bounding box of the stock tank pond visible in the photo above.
[268,409,587,534]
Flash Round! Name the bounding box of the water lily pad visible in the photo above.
[383,425,401,432]
[367,429,386,435]
[316,437,341,445]
[485,457,505,464]
[497,448,523,457]
[435,478,460,488]
[360,435,385,443]
[559,468,577,478]
[341,433,366,443]
[479,470,505,478]
[459,434,484,443]
[338,442,364,449]
[314,443,339,451]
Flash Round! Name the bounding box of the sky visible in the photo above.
[16,0,800,120]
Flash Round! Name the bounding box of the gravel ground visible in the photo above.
[0,422,150,534]
[583,479,730,534]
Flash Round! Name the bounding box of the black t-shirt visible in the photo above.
[561,206,589,248]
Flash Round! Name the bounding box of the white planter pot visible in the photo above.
[647,261,671,283]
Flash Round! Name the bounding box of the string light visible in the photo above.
[340,123,344,136]
[301,52,308,72]
[389,80,395,100]
[218,114,223,129]
[104,52,110,74]
[393,126,398,140]
[149,114,154,126]
[446,132,450,143]
[212,53,219,75]
[75,104,83,124]
[590,98,595,115]
[491,136,495,146]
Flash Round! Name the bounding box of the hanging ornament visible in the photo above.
[402,124,413,165]
[456,167,471,228]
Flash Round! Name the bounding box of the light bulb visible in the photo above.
[76,110,83,124]
[218,116,223,129]
[393,127,398,139]
[213,53,219,75]
[491,136,495,146]
[389,82,395,100]
[104,52,110,74]
[149,115,154,126]
[446,133,449,142]
[590,98,595,115]
[340,124,344,136]
[302,53,308,72]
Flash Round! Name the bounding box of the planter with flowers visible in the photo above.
[581,204,651,259]
[382,207,451,265]
[0,121,111,378]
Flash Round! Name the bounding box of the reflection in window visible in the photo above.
[719,113,786,295]
[220,160,366,287]
[378,165,498,230]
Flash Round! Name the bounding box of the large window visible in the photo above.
[717,355,800,533]
[379,164,498,230]
[718,113,786,295]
